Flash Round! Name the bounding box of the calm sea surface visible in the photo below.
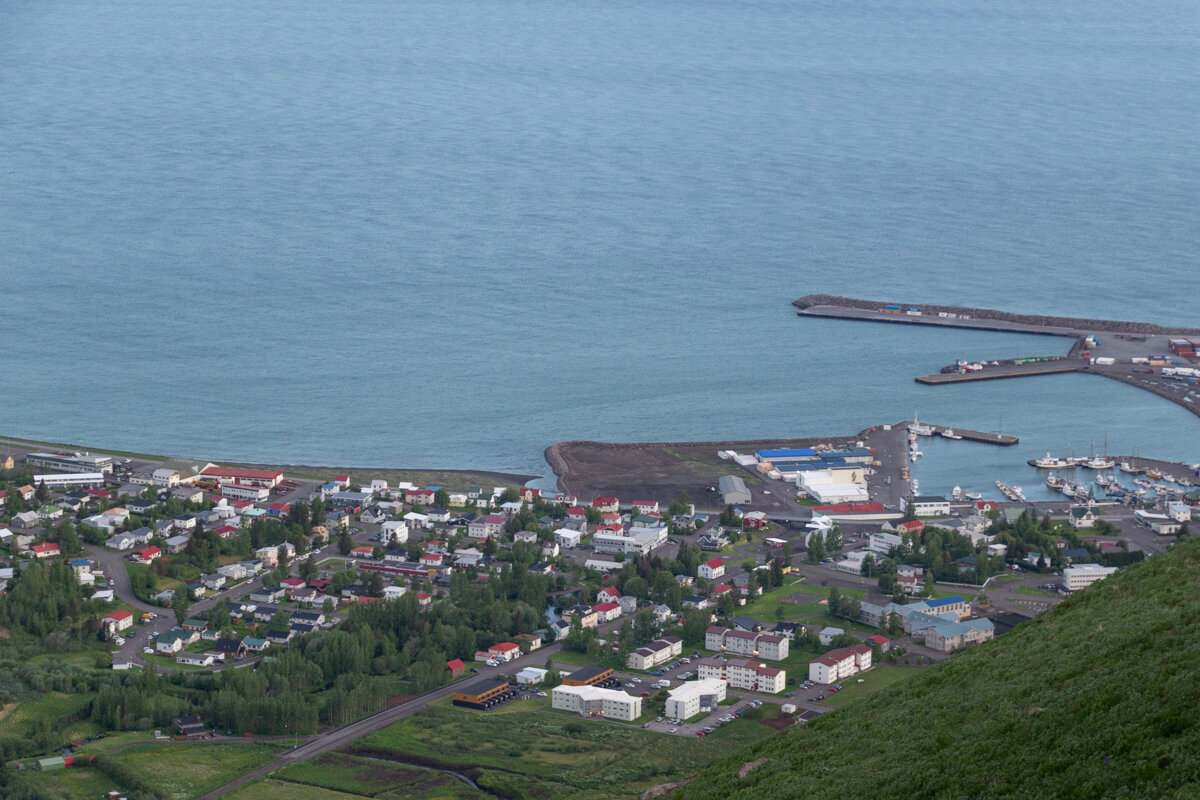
[2,1,1198,499]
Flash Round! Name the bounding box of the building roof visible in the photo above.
[565,665,612,683]
[202,466,283,481]
[703,558,725,568]
[490,641,520,652]
[105,610,133,621]
[592,602,621,613]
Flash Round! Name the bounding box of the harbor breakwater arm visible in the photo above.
[793,294,1200,337]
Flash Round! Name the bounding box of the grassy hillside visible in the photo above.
[676,537,1200,800]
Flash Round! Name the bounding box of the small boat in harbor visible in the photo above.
[1046,474,1066,490]
[952,485,963,501]
[1083,456,1116,470]
[1119,461,1142,474]
[940,429,963,440]
[964,491,982,501]
[1146,469,1163,480]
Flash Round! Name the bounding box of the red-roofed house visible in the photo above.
[407,488,435,505]
[333,475,350,488]
[895,519,924,534]
[632,500,659,514]
[711,583,733,597]
[592,602,622,622]
[132,546,161,564]
[488,642,521,662]
[416,593,433,610]
[267,502,291,516]
[350,546,375,559]
[567,506,588,521]
[519,487,541,503]
[698,558,726,580]
[600,511,621,525]
[201,466,283,488]
[31,542,60,559]
[213,525,239,539]
[280,578,306,593]
[865,634,891,651]
[447,658,466,677]
[592,496,619,513]
[102,610,134,632]
[596,585,620,604]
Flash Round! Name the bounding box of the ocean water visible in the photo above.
[2,0,1198,493]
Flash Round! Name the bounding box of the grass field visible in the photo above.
[21,766,119,800]
[814,665,917,708]
[271,753,489,800]
[225,778,369,800]
[107,742,284,800]
[344,695,777,800]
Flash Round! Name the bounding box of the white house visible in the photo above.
[911,496,951,516]
[1063,564,1119,592]
[555,528,583,549]
[868,532,904,555]
[818,626,845,646]
[697,558,725,580]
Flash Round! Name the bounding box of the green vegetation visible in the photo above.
[348,696,776,800]
[100,742,283,800]
[677,538,1200,800]
[226,779,370,800]
[271,753,488,800]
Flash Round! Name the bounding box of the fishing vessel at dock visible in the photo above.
[940,428,963,440]
[1028,453,1075,469]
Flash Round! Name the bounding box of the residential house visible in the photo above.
[213,638,248,660]
[818,626,845,646]
[592,602,622,623]
[102,610,134,633]
[156,629,187,654]
[131,546,161,564]
[31,542,60,559]
[554,528,582,549]
[591,496,620,513]
[467,515,506,539]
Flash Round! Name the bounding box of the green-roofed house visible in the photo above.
[243,636,270,653]
[182,617,208,632]
[156,629,187,654]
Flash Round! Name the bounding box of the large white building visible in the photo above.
[31,472,107,489]
[591,526,667,556]
[704,627,789,660]
[695,658,786,694]
[665,679,727,719]
[554,528,583,549]
[1062,564,1119,592]
[867,531,904,556]
[834,550,869,575]
[808,644,872,685]
[551,685,642,722]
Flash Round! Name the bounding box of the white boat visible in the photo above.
[1011,486,1026,502]
[910,479,920,497]
[1030,453,1074,469]
[952,485,963,501]
[1163,474,1177,484]
[940,429,963,440]
[1083,457,1116,470]
[964,491,982,501]
[1119,461,1141,474]
[909,414,934,437]
[1046,474,1065,490]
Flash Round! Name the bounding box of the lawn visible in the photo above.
[814,665,919,708]
[20,766,119,800]
[270,753,489,800]
[225,778,370,800]
[345,694,777,800]
[3,691,95,741]
[106,742,284,800]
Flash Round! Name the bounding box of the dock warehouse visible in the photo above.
[719,475,751,505]
[452,677,516,710]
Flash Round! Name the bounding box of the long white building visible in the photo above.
[808,644,872,685]
[551,685,641,722]
[1062,564,1119,592]
[32,472,106,489]
[695,658,786,694]
[704,626,789,660]
[665,679,727,719]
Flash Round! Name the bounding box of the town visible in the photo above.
[0,429,1193,799]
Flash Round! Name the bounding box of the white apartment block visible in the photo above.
[695,658,787,694]
[705,627,789,660]
[627,636,683,671]
[1062,564,1119,592]
[665,679,727,719]
[808,644,872,685]
[551,685,642,722]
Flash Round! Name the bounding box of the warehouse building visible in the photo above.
[718,475,751,506]
[562,665,618,688]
